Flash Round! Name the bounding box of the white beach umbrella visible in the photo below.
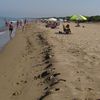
[10,20,17,23]
[48,18,57,21]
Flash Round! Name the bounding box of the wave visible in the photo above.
[0,30,8,35]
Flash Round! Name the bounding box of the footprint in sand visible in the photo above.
[12,90,22,96]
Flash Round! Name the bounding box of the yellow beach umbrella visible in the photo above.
[70,15,87,21]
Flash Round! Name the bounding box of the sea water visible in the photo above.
[0,18,5,28]
[0,18,16,50]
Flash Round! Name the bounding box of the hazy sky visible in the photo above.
[0,0,100,17]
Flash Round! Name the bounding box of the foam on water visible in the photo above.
[0,29,16,50]
[0,31,9,48]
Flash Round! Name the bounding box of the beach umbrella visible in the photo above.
[48,18,57,21]
[10,20,17,23]
[70,15,87,21]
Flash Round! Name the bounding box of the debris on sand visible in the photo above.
[35,33,66,100]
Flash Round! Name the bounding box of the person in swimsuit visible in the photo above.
[9,22,13,39]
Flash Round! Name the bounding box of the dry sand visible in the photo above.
[0,22,100,100]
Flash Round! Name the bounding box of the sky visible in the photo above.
[0,0,100,18]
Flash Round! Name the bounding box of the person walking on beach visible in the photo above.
[9,22,13,39]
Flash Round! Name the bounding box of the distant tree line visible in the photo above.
[87,16,100,22]
[67,15,100,22]
[41,15,100,22]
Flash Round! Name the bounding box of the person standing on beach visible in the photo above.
[24,19,27,25]
[16,20,19,28]
[9,22,13,39]
[20,20,24,31]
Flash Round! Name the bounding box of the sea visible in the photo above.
[0,18,16,50]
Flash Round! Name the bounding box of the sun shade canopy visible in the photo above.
[70,15,87,21]
[48,18,57,21]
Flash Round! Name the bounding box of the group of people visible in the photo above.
[40,19,60,29]
[40,18,71,34]
[58,23,71,34]
[45,21,60,29]
[16,19,27,29]
[5,19,27,39]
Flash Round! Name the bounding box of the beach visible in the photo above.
[0,21,100,100]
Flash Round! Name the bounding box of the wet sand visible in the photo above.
[0,28,16,50]
[0,22,100,100]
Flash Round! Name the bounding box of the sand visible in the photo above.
[0,22,100,100]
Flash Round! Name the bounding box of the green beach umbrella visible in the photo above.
[70,15,87,21]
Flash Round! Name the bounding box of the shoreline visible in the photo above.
[0,28,16,51]
[0,27,7,32]
[0,22,46,100]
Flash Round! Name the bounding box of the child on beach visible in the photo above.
[63,24,71,34]
[9,22,13,39]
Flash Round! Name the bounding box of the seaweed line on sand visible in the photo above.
[35,33,66,100]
